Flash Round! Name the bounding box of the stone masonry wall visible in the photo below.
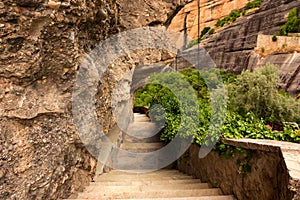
[177,141,297,200]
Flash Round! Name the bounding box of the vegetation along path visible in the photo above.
[67,113,235,200]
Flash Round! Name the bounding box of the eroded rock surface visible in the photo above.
[0,0,191,199]
[168,0,249,39]
[0,0,120,199]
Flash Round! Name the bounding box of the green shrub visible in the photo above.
[134,67,300,146]
[228,63,300,122]
[200,27,211,38]
[216,19,226,27]
[246,0,262,9]
[272,35,278,42]
[208,28,215,35]
[229,10,241,22]
[187,27,215,48]
[280,8,300,36]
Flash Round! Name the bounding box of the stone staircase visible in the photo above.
[68,113,235,200]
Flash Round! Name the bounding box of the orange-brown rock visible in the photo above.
[168,0,249,39]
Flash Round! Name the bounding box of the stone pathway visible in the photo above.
[68,113,235,199]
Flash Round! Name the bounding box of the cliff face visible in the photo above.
[0,0,119,199]
[168,0,249,39]
[201,0,300,94]
[0,0,189,199]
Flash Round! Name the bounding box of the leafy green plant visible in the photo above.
[200,27,211,38]
[134,66,300,149]
[229,10,241,22]
[216,19,226,27]
[208,28,215,35]
[228,63,300,122]
[272,35,278,42]
[282,43,288,48]
[187,27,214,47]
[280,8,300,36]
[246,0,263,9]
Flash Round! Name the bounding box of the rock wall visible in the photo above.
[168,0,249,39]
[0,0,192,199]
[202,0,300,74]
[0,0,119,199]
[117,0,193,30]
[248,52,300,95]
[177,139,300,200]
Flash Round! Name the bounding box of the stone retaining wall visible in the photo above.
[256,34,300,51]
[177,139,300,200]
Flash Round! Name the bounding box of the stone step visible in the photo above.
[106,169,183,175]
[69,196,234,200]
[125,122,161,139]
[94,174,193,182]
[98,172,192,178]
[120,143,164,153]
[134,116,151,122]
[117,196,235,200]
[84,183,211,193]
[77,188,222,199]
[123,133,161,143]
[89,179,203,186]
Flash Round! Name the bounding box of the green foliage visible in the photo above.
[136,72,199,141]
[280,8,300,36]
[186,38,201,48]
[246,0,263,9]
[216,0,262,28]
[216,10,241,27]
[272,34,278,42]
[208,28,215,35]
[200,27,211,38]
[134,66,300,148]
[216,19,226,27]
[229,10,241,22]
[228,63,300,122]
[187,27,214,48]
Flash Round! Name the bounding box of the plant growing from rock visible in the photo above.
[280,8,300,36]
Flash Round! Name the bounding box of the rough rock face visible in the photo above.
[168,0,249,39]
[0,0,119,199]
[0,0,192,199]
[192,0,300,94]
[117,0,193,30]
[202,0,300,73]
[250,52,300,95]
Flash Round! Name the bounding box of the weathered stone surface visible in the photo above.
[202,0,300,74]
[0,0,191,199]
[168,0,249,39]
[253,52,300,95]
[0,0,119,199]
[117,0,193,30]
[177,142,295,200]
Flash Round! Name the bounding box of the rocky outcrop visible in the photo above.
[198,0,300,94]
[168,0,249,39]
[203,0,299,71]
[0,0,192,199]
[248,52,300,95]
[117,0,193,30]
[0,0,119,199]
